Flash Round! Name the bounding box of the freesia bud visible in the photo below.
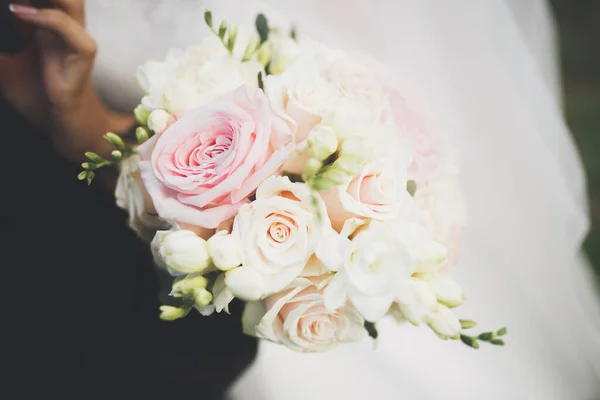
[207,231,242,271]
[111,150,122,160]
[159,305,187,321]
[429,274,464,307]
[134,104,150,125]
[104,132,125,149]
[158,230,211,274]
[425,304,461,339]
[193,288,214,308]
[257,42,272,67]
[171,275,208,297]
[147,109,171,134]
[135,127,150,144]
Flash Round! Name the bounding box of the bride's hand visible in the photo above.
[0,1,133,162]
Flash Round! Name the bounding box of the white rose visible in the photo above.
[224,177,330,300]
[115,155,168,241]
[319,221,413,322]
[321,159,412,231]
[323,56,392,124]
[265,63,341,145]
[137,36,262,115]
[153,230,211,275]
[242,277,366,352]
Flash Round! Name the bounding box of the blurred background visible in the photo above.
[551,0,600,275]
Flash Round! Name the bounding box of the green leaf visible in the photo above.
[364,321,378,339]
[496,327,507,336]
[255,13,269,44]
[204,9,213,28]
[491,339,505,346]
[460,319,477,329]
[478,332,494,341]
[218,20,227,39]
[406,180,417,196]
[460,334,479,349]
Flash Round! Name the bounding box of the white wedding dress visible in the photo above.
[87,0,600,398]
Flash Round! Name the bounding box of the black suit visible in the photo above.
[0,100,257,399]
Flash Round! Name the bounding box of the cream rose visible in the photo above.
[265,63,341,145]
[223,176,330,300]
[321,160,412,232]
[137,36,262,115]
[243,277,366,352]
[137,85,294,230]
[323,57,391,124]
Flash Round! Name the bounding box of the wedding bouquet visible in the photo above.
[80,11,505,352]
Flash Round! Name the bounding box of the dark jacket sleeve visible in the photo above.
[0,100,257,400]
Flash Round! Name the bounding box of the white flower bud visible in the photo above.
[158,230,211,274]
[147,109,172,134]
[159,305,187,321]
[207,231,242,271]
[428,274,464,308]
[225,266,265,301]
[425,304,461,339]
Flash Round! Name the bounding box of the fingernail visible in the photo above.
[8,4,38,15]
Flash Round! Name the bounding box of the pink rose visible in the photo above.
[137,85,294,229]
[388,91,444,183]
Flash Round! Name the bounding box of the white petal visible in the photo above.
[225,267,266,301]
[212,274,235,314]
[340,218,367,238]
[323,273,348,311]
[348,288,395,322]
[242,301,267,337]
[395,278,438,325]
[315,233,349,272]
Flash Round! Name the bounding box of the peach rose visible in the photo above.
[137,85,294,229]
[243,277,366,352]
[321,160,411,232]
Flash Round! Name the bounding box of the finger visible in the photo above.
[47,0,85,24]
[9,5,96,56]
